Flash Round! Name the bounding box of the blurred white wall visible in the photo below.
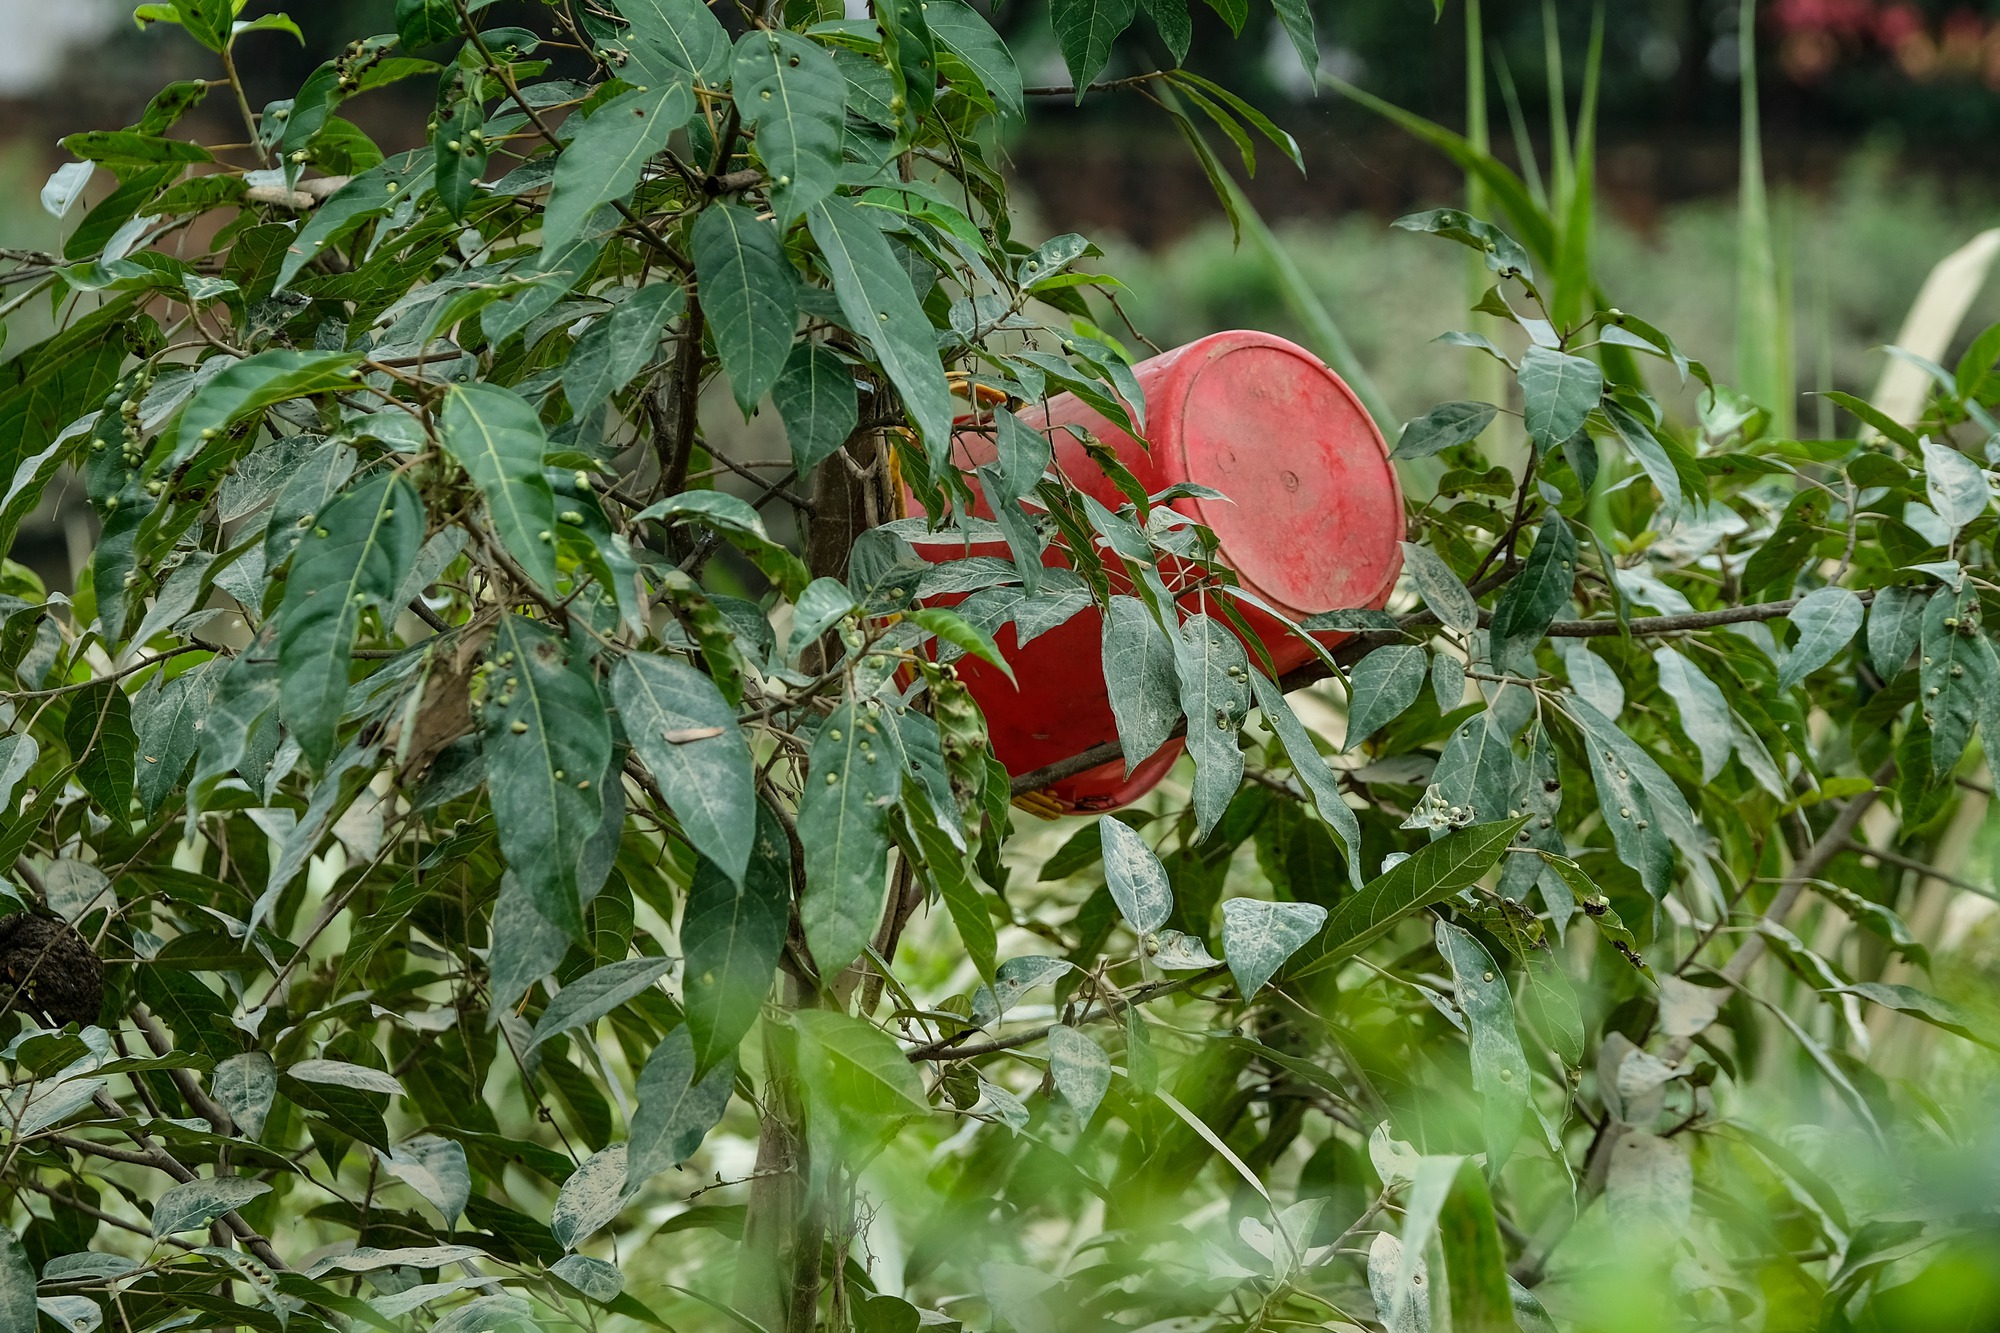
[0,0,117,96]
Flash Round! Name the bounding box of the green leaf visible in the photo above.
[529,958,674,1052]
[1267,0,1317,80]
[613,652,754,886]
[1921,437,1992,536]
[382,1134,471,1227]
[171,351,359,469]
[1220,898,1326,997]
[432,100,488,220]
[1488,510,1575,673]
[1401,541,1479,634]
[1046,1025,1110,1121]
[797,699,899,973]
[213,1051,277,1139]
[772,342,857,475]
[394,0,461,46]
[60,130,212,165]
[1776,585,1864,691]
[1433,713,1516,831]
[1248,670,1364,890]
[693,203,800,415]
[1518,346,1602,450]
[731,30,845,224]
[1919,577,1995,777]
[628,1026,738,1186]
[0,1231,35,1333]
[806,196,953,457]
[134,661,215,813]
[1294,817,1528,977]
[439,382,561,596]
[1391,207,1535,281]
[1100,595,1180,775]
[1867,584,1928,676]
[927,0,1024,121]
[1834,982,1999,1050]
[1393,401,1498,460]
[65,680,138,823]
[682,810,790,1069]
[481,614,613,940]
[1436,919,1527,1167]
[1139,0,1191,63]
[1100,814,1172,934]
[1049,0,1137,97]
[152,1178,272,1236]
[1344,644,1427,748]
[276,473,423,766]
[1652,647,1733,784]
[1436,1158,1517,1333]
[1568,697,1687,899]
[276,150,430,291]
[543,82,694,257]
[793,1009,928,1144]
[564,283,685,419]
[621,0,732,83]
[1520,950,1584,1065]
[911,606,1016,682]
[553,1146,630,1250]
[1175,612,1251,839]
[1602,399,1688,519]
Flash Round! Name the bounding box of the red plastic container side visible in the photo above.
[910,331,1405,812]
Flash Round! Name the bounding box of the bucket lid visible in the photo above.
[1175,338,1403,618]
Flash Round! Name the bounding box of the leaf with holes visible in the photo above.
[731,30,845,223]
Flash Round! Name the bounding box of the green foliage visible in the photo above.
[2,2,1999,1332]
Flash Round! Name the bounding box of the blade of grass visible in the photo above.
[1464,0,1506,419]
[1492,48,1546,210]
[1543,0,1572,209]
[1736,0,1793,435]
[1552,5,1602,327]
[1865,228,2000,437]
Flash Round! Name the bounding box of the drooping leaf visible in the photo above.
[1652,646,1733,784]
[731,29,845,224]
[1247,670,1364,890]
[1045,1025,1110,1121]
[628,1027,737,1187]
[1488,510,1575,673]
[213,1051,278,1139]
[481,614,613,940]
[381,1135,472,1226]
[772,342,857,475]
[171,351,359,468]
[682,809,790,1069]
[797,699,900,973]
[1432,712,1516,832]
[806,196,953,456]
[1919,577,1994,778]
[1435,919,1527,1167]
[1866,584,1928,677]
[927,0,1024,121]
[613,652,755,886]
[1101,595,1181,775]
[275,472,424,766]
[1049,0,1138,96]
[1921,436,1992,537]
[1100,815,1172,934]
[439,382,560,596]
[1175,612,1251,838]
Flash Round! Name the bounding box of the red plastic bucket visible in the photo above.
[911,331,1405,811]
